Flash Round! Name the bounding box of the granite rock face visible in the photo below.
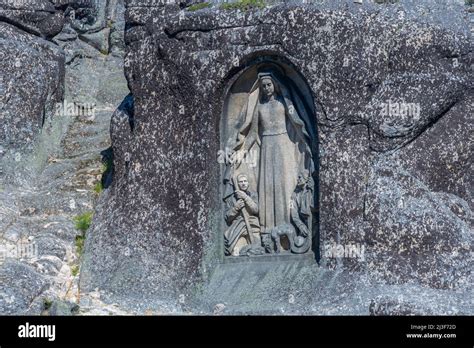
[0,260,50,315]
[53,0,128,107]
[0,19,64,160]
[0,0,128,315]
[0,0,126,165]
[54,0,126,62]
[0,0,64,38]
[81,0,473,314]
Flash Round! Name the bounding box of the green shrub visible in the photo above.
[93,181,103,194]
[187,2,211,11]
[75,234,86,256]
[74,212,93,233]
[221,0,266,11]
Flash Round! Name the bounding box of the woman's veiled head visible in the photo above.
[260,76,275,98]
[258,72,281,100]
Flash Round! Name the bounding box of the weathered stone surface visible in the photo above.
[53,0,128,107]
[0,260,50,315]
[0,21,64,157]
[0,0,128,315]
[110,94,134,182]
[369,296,436,316]
[319,124,372,269]
[363,93,473,290]
[54,0,126,62]
[199,260,472,315]
[46,299,79,315]
[109,0,126,56]
[81,0,473,314]
[0,0,471,316]
[0,0,126,170]
[0,0,65,38]
[395,95,473,206]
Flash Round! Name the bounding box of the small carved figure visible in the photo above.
[270,223,296,253]
[289,170,313,254]
[224,174,263,256]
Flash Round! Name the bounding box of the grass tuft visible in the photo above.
[93,181,103,194]
[75,234,86,256]
[74,212,93,233]
[221,0,266,11]
[187,2,211,11]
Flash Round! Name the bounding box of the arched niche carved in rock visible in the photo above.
[219,59,319,260]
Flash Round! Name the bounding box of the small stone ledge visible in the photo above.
[223,252,316,265]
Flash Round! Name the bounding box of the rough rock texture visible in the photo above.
[0,0,127,176]
[0,260,50,315]
[0,0,128,315]
[0,0,64,38]
[81,0,473,314]
[54,0,127,105]
[0,20,64,160]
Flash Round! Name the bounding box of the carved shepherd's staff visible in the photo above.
[231,175,256,246]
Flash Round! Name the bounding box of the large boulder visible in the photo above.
[364,95,473,290]
[0,260,50,315]
[81,0,473,313]
[0,0,64,38]
[0,20,64,170]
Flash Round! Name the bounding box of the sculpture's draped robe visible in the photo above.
[226,72,316,231]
